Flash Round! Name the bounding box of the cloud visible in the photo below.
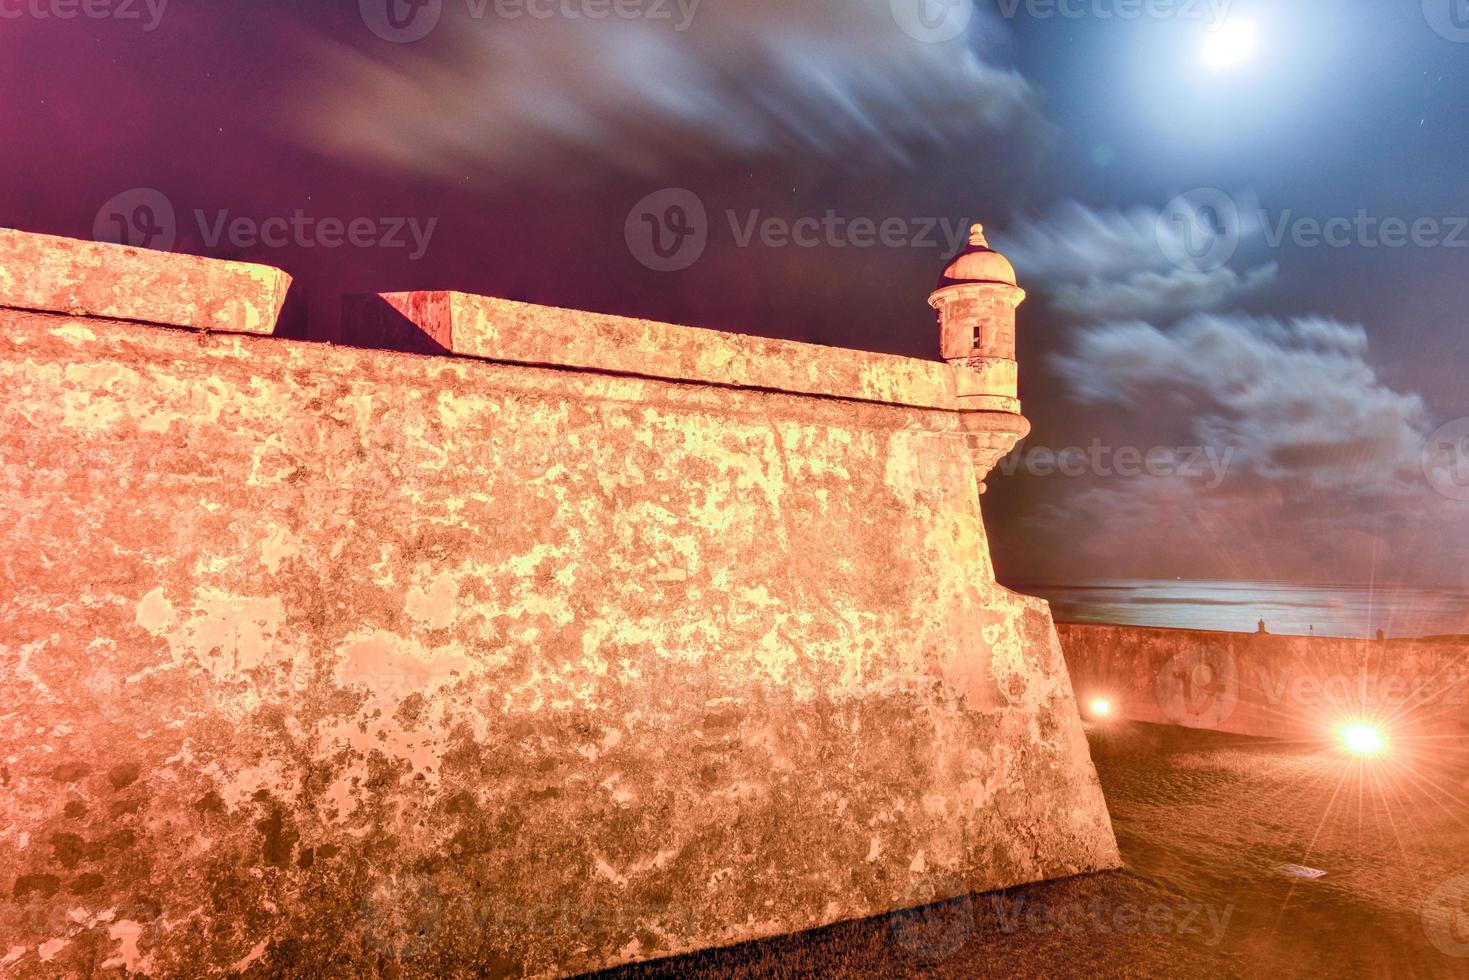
[1009,312,1469,587]
[1052,313,1429,487]
[1000,201,1176,283]
[989,204,1467,589]
[997,199,1268,320]
[1049,263,1278,320]
[290,1,1044,179]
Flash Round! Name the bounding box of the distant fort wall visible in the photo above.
[0,229,1117,978]
[1058,623,1469,741]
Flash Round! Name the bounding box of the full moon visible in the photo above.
[1202,20,1258,69]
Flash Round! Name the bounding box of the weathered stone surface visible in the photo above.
[1060,623,1469,741]
[0,230,1116,977]
[341,290,962,409]
[0,228,291,335]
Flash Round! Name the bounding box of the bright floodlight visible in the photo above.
[1203,20,1258,70]
[1340,723,1386,757]
[1090,698,1113,719]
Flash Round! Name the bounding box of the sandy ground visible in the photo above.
[597,722,1469,978]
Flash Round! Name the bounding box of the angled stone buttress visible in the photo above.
[0,225,1118,978]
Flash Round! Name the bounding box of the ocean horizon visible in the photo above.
[1007,579,1469,640]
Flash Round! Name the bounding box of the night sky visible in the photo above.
[3,0,1466,589]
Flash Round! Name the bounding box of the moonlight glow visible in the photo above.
[1203,20,1258,70]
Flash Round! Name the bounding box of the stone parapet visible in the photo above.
[0,228,292,335]
[342,290,966,412]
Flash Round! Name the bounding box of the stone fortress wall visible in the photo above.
[1059,623,1469,742]
[0,228,1117,977]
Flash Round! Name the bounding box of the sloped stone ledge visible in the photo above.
[341,290,965,411]
[0,228,291,336]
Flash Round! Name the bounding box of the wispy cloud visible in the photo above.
[997,200,1271,320]
[1000,201,1183,283]
[290,1,1044,179]
[1052,313,1429,487]
[1019,312,1467,586]
[1049,264,1277,320]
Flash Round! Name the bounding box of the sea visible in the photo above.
[1009,579,1469,640]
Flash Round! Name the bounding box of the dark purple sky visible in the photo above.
[3,0,1466,588]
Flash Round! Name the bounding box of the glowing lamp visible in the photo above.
[1339,723,1386,757]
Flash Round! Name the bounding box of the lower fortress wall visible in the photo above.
[0,232,1117,977]
[1058,623,1469,742]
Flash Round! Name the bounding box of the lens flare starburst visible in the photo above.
[1340,722,1387,757]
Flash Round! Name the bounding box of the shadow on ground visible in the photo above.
[591,723,1469,978]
